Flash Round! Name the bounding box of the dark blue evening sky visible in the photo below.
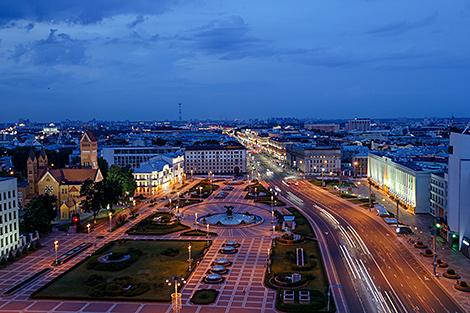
[0,0,469,121]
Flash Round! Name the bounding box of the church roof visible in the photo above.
[47,168,100,185]
[28,148,36,160]
[82,130,97,142]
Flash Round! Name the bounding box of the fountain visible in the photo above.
[219,245,238,254]
[213,258,232,266]
[204,273,224,284]
[211,265,228,274]
[196,206,262,227]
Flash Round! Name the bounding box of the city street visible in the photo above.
[254,152,467,313]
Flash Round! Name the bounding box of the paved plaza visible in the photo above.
[0,180,282,313]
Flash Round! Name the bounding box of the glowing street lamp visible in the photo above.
[166,277,186,313]
[194,212,198,224]
[53,240,59,265]
[187,243,192,271]
[198,186,203,198]
[206,224,210,244]
[86,223,91,234]
[108,211,113,232]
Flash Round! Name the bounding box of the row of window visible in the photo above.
[0,190,16,201]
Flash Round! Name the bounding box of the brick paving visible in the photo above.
[0,180,281,313]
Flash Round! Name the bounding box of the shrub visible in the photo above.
[190,289,219,305]
[85,274,105,287]
[447,269,456,275]
[461,281,468,288]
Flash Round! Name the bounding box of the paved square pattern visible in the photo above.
[0,180,281,312]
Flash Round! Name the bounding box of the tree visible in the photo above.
[20,194,57,234]
[80,179,122,223]
[98,157,109,178]
[107,165,136,198]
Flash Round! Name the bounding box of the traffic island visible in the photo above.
[32,239,209,302]
[265,207,330,312]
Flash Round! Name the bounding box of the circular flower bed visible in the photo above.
[269,272,307,288]
[414,241,427,249]
[219,246,238,254]
[443,269,461,280]
[437,259,448,268]
[87,248,142,271]
[213,258,232,267]
[455,281,470,292]
[421,249,434,257]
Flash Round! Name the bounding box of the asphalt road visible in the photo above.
[252,152,465,313]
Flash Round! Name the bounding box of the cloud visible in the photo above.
[11,29,87,65]
[0,0,179,25]
[180,16,268,60]
[127,15,146,28]
[366,13,438,36]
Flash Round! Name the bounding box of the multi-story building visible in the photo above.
[0,177,20,260]
[184,144,247,175]
[352,154,368,177]
[102,146,180,168]
[430,173,447,220]
[304,123,340,133]
[286,144,341,175]
[80,130,98,169]
[346,118,371,132]
[447,132,470,256]
[368,152,431,214]
[133,152,184,195]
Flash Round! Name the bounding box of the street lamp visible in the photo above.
[53,240,59,265]
[198,186,203,198]
[432,222,442,276]
[166,277,186,313]
[190,169,193,181]
[194,212,198,224]
[86,223,91,234]
[206,224,210,244]
[187,242,192,271]
[321,168,326,186]
[108,211,113,232]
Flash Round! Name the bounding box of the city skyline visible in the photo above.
[1,0,470,122]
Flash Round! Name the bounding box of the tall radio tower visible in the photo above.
[178,103,182,122]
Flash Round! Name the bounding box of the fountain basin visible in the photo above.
[219,246,238,254]
[211,265,228,274]
[197,212,262,227]
[213,258,232,266]
[204,273,224,284]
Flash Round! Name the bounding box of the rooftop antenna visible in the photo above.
[178,103,182,122]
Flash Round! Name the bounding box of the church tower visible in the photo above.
[80,130,98,169]
[38,147,48,169]
[27,148,38,195]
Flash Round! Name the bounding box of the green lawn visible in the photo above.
[188,180,219,198]
[127,213,190,235]
[267,207,330,312]
[286,207,315,238]
[33,240,208,302]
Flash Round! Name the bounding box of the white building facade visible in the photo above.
[0,177,20,260]
[368,153,431,214]
[447,132,470,255]
[133,152,184,195]
[184,145,247,175]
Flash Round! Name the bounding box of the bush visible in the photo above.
[86,274,105,287]
[190,289,219,305]
[447,269,456,275]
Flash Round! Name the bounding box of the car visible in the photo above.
[395,225,413,234]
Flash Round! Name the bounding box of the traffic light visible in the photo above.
[71,213,80,226]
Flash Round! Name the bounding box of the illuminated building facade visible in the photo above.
[0,177,20,260]
[368,152,431,214]
[184,144,246,175]
[287,145,341,175]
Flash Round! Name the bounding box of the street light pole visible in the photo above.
[108,211,113,232]
[188,242,192,271]
[53,240,59,265]
[396,199,399,228]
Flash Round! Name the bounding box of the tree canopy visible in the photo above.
[20,194,57,234]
